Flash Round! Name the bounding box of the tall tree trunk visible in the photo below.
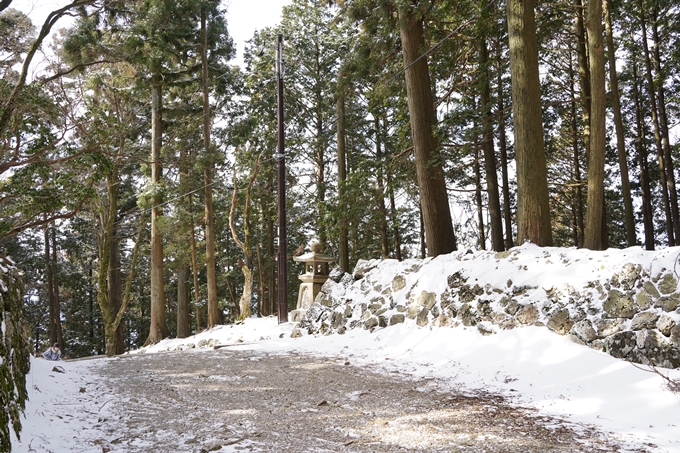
[387,166,403,261]
[256,245,266,316]
[375,116,390,260]
[583,0,607,250]
[45,225,57,346]
[336,94,350,270]
[496,47,514,249]
[89,262,94,344]
[650,6,680,242]
[399,4,457,256]
[638,4,674,245]
[177,264,190,338]
[569,58,585,248]
[201,8,220,328]
[575,0,591,161]
[631,55,655,250]
[108,230,124,354]
[479,37,504,252]
[506,0,553,245]
[229,158,262,320]
[419,205,426,259]
[474,144,486,250]
[50,226,64,349]
[146,79,168,345]
[188,197,202,331]
[604,0,635,246]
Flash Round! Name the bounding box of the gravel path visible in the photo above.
[92,347,648,453]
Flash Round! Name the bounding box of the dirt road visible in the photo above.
[88,346,644,453]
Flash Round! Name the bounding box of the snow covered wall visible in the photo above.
[298,244,680,369]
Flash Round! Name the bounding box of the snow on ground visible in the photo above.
[14,317,680,452]
[11,245,680,452]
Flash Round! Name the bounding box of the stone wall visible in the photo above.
[298,246,680,369]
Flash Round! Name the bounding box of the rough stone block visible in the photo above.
[340,272,355,287]
[670,325,680,348]
[644,329,680,369]
[417,291,437,310]
[392,275,407,292]
[329,267,346,283]
[604,331,636,358]
[504,298,520,316]
[389,314,405,325]
[635,291,653,310]
[363,317,379,329]
[657,314,676,337]
[516,304,539,325]
[643,281,660,299]
[406,303,421,319]
[459,284,484,303]
[603,289,636,319]
[595,318,625,338]
[616,263,641,291]
[433,314,452,327]
[654,295,679,312]
[477,322,495,336]
[458,303,479,326]
[566,334,586,346]
[572,320,597,343]
[353,259,379,279]
[631,310,660,330]
[447,271,467,288]
[331,311,345,329]
[416,308,429,327]
[547,309,574,335]
[477,300,492,318]
[658,273,678,295]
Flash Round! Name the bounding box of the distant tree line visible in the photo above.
[0,0,678,357]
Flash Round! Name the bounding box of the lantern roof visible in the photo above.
[293,251,336,263]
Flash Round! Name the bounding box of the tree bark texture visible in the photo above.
[569,59,585,248]
[603,0,636,247]
[583,0,607,250]
[479,37,504,252]
[575,0,591,161]
[147,80,168,345]
[496,48,514,249]
[638,7,674,245]
[399,4,457,256]
[650,7,680,243]
[506,0,553,246]
[108,231,124,354]
[45,226,57,347]
[474,144,486,250]
[336,94,350,271]
[229,157,261,321]
[177,264,190,338]
[375,116,390,260]
[631,56,655,250]
[201,9,220,328]
[188,199,203,331]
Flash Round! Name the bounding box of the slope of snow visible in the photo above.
[14,317,680,452]
[12,245,680,452]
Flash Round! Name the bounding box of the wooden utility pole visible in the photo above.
[277,34,288,324]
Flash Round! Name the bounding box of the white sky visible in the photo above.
[15,0,293,68]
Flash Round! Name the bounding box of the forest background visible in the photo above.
[0,0,678,360]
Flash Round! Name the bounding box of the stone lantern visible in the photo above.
[290,242,335,322]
